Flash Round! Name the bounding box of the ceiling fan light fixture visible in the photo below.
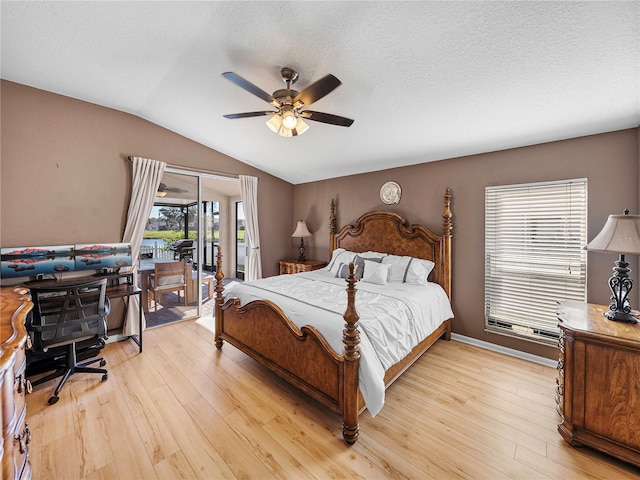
[266,112,309,137]
[156,190,167,197]
[281,110,298,129]
[266,113,282,133]
[293,117,309,136]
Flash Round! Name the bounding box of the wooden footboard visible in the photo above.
[215,256,361,444]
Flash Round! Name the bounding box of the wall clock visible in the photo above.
[380,181,401,205]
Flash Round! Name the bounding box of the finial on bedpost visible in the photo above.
[342,261,360,445]
[443,187,452,237]
[215,245,225,349]
[329,198,337,254]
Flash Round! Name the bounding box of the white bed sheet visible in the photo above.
[224,269,453,416]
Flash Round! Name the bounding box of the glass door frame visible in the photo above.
[162,167,203,317]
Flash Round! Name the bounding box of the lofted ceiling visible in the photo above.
[1,1,639,185]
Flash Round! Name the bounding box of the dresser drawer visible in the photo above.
[13,406,30,480]
[13,356,28,428]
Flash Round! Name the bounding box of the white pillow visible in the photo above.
[329,249,357,274]
[326,248,345,271]
[362,251,387,260]
[404,258,436,285]
[381,255,412,283]
[362,260,390,285]
[353,254,383,280]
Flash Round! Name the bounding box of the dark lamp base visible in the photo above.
[604,310,638,324]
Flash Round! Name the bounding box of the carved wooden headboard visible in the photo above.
[329,188,452,299]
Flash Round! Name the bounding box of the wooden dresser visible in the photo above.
[279,259,327,275]
[556,300,640,468]
[1,287,33,480]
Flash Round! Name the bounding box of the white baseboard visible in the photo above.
[450,333,558,368]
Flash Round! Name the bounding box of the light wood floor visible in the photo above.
[26,317,640,479]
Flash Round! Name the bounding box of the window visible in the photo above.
[484,178,587,344]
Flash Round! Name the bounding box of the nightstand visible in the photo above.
[279,259,327,275]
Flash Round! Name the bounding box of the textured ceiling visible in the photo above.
[2,1,639,185]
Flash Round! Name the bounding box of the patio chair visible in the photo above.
[147,261,188,311]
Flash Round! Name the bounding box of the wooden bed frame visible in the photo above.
[214,188,453,444]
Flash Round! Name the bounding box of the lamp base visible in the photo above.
[605,255,637,324]
[604,309,638,324]
[298,238,306,262]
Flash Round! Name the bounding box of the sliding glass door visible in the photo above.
[142,170,200,327]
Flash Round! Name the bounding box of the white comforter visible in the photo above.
[224,269,453,416]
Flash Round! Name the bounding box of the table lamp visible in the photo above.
[586,209,640,323]
[292,220,311,262]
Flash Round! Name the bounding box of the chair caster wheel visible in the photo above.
[48,395,59,405]
[100,360,106,367]
[102,373,108,382]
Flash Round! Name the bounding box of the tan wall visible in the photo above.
[0,80,293,278]
[293,128,640,359]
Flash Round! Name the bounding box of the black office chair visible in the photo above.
[28,278,110,405]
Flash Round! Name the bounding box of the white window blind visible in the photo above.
[485,179,587,344]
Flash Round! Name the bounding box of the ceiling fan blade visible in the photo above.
[300,110,354,127]
[293,74,341,107]
[222,72,278,106]
[223,111,275,119]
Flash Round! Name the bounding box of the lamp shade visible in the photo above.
[292,220,311,238]
[586,212,640,254]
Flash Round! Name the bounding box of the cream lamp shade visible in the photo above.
[586,212,640,254]
[292,220,312,238]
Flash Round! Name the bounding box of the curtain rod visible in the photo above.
[127,155,240,180]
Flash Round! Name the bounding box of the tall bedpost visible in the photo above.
[329,198,337,255]
[442,187,452,298]
[342,262,360,445]
[442,187,453,340]
[214,245,225,349]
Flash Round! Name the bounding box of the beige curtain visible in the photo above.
[121,156,166,336]
[240,175,262,281]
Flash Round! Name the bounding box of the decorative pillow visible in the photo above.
[404,258,436,285]
[156,274,184,286]
[335,262,351,279]
[381,255,413,283]
[362,260,390,285]
[353,254,383,280]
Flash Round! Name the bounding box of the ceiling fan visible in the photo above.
[156,183,188,197]
[222,67,354,137]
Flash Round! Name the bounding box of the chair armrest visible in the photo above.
[101,296,111,316]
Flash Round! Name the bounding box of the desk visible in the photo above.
[24,274,143,353]
[105,282,143,353]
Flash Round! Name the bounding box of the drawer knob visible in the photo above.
[14,423,31,454]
